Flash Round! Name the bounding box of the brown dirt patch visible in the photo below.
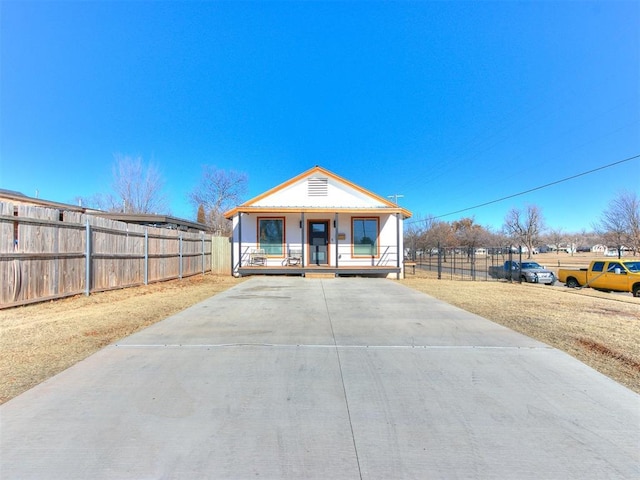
[401,269,640,393]
[0,274,244,404]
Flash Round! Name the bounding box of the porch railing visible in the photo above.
[237,244,401,268]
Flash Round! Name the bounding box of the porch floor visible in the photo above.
[237,265,401,278]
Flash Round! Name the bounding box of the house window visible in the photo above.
[258,217,285,256]
[352,217,378,256]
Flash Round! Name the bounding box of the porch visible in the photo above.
[231,211,405,277]
[236,240,404,279]
[237,264,402,278]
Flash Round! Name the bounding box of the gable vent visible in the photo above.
[308,177,328,196]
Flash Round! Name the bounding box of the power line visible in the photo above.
[408,153,640,224]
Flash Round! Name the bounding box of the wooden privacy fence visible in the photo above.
[0,201,228,308]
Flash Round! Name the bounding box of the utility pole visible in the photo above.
[388,194,404,205]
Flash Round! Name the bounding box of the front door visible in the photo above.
[309,221,329,265]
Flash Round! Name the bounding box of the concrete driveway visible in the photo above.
[1,277,638,479]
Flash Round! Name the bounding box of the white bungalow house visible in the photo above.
[224,166,412,278]
[591,244,608,255]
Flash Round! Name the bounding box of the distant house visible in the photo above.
[224,166,412,278]
[591,244,608,255]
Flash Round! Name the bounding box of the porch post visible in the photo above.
[300,212,305,267]
[396,213,401,279]
[238,212,242,271]
[230,214,235,276]
[335,213,339,268]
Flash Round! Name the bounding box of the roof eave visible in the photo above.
[225,206,412,219]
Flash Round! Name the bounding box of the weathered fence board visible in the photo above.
[61,211,86,295]
[0,201,225,308]
[90,216,147,290]
[17,205,63,301]
[0,202,18,303]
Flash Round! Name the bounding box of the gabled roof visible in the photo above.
[224,166,412,219]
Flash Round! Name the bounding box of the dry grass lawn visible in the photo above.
[402,269,640,393]
[0,274,244,404]
[1,267,639,405]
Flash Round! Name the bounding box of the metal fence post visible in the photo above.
[471,248,476,281]
[518,246,523,283]
[53,222,60,295]
[508,246,514,283]
[202,231,205,275]
[144,227,149,285]
[85,218,91,296]
[179,233,183,279]
[453,249,456,280]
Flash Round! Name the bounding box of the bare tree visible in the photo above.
[189,166,248,235]
[79,155,168,214]
[486,228,508,247]
[404,216,426,260]
[595,190,640,257]
[572,229,601,250]
[503,205,545,258]
[451,217,491,256]
[417,217,454,261]
[110,155,168,213]
[627,193,640,255]
[546,228,565,254]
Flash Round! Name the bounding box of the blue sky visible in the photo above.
[1,1,638,233]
